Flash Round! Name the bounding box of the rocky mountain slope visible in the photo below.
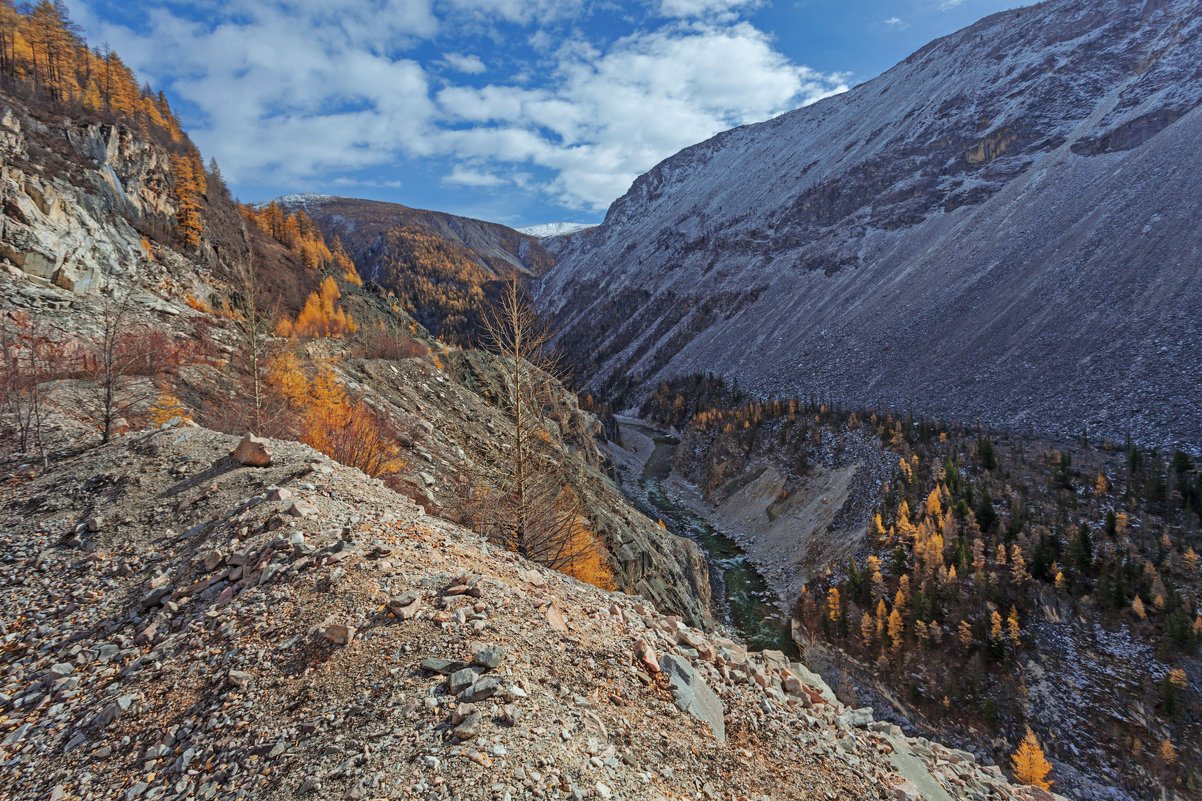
[0,422,1067,801]
[275,195,556,344]
[536,0,1202,450]
[0,88,719,638]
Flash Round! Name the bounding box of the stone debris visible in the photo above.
[0,425,1067,801]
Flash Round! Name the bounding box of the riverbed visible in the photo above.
[616,420,795,655]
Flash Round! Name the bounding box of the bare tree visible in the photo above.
[229,256,269,434]
[0,311,55,466]
[471,273,594,571]
[201,252,296,439]
[73,290,162,443]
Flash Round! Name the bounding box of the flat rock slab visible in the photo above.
[660,653,725,744]
[885,735,956,801]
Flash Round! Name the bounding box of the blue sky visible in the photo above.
[71,0,1022,227]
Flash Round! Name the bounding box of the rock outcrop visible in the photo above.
[0,104,178,294]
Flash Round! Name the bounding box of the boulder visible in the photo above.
[659,654,725,743]
[322,623,355,645]
[231,433,272,467]
[286,500,319,519]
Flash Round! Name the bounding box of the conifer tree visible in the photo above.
[888,608,904,652]
[472,273,596,574]
[957,619,973,651]
[1159,737,1176,767]
[1010,728,1053,789]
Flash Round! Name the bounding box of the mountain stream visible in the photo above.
[626,423,795,655]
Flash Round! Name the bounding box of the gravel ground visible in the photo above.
[0,422,1064,801]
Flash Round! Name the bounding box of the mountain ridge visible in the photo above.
[536,0,1202,450]
[272,194,557,343]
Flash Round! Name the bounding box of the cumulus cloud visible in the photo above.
[440,0,585,26]
[445,166,507,187]
[332,177,404,189]
[74,0,849,212]
[76,0,439,185]
[659,0,762,20]
[438,23,849,209]
[883,16,908,29]
[442,53,487,74]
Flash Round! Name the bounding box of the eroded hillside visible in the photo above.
[537,0,1202,449]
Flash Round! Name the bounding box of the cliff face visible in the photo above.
[0,105,174,293]
[537,0,1202,448]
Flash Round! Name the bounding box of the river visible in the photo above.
[626,423,796,655]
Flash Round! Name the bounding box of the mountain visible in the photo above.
[0,48,1062,801]
[515,221,597,238]
[274,195,555,344]
[536,0,1202,450]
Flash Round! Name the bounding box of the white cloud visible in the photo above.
[440,0,584,26]
[74,0,849,212]
[438,23,849,209]
[939,0,964,9]
[76,0,439,186]
[332,177,404,189]
[659,0,761,20]
[442,53,487,74]
[445,166,507,187]
[883,16,908,29]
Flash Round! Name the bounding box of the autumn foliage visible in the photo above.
[275,276,357,339]
[171,149,206,248]
[1010,728,1053,789]
[241,203,362,284]
[267,353,401,479]
[554,507,616,591]
[0,3,185,138]
[147,385,191,427]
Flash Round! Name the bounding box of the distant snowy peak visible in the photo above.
[516,222,596,239]
[266,193,338,210]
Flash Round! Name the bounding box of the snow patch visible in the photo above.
[264,193,338,209]
[516,222,596,238]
